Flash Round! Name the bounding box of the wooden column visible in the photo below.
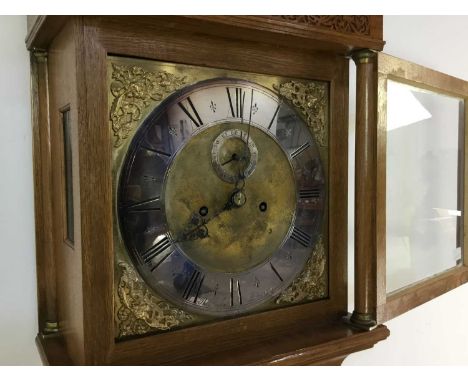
[30,50,59,336]
[350,49,378,328]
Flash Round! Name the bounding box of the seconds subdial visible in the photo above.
[211,128,258,184]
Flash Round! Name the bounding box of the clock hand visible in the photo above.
[221,153,240,166]
[240,88,254,180]
[176,207,228,243]
[176,197,235,243]
[176,183,247,243]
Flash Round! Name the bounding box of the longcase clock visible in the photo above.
[27,15,390,365]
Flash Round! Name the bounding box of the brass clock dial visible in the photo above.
[118,78,325,316]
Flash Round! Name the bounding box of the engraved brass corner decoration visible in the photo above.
[116,262,193,338]
[110,63,188,147]
[275,81,328,147]
[276,237,327,304]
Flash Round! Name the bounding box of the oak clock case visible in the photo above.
[111,57,329,337]
[29,15,391,366]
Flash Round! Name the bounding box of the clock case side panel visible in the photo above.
[32,18,88,365]
[33,16,115,366]
[362,52,468,325]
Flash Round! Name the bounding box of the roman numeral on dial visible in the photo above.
[269,262,284,282]
[290,226,312,247]
[226,87,246,119]
[182,270,205,303]
[267,103,280,130]
[230,278,243,306]
[143,174,162,183]
[290,141,311,159]
[141,234,172,265]
[141,145,172,157]
[299,188,321,199]
[178,97,203,128]
[149,251,173,273]
[122,196,161,213]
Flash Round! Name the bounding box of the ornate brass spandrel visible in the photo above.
[116,261,194,338]
[275,236,328,304]
[110,63,188,147]
[275,81,328,147]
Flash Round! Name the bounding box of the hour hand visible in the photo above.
[176,202,233,243]
[179,216,209,242]
[221,153,240,166]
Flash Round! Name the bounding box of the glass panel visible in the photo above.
[62,108,74,244]
[386,80,464,293]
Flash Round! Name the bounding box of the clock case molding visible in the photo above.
[27,15,393,365]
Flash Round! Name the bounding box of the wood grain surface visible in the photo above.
[351,51,378,326]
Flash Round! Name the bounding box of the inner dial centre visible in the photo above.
[211,128,258,184]
[164,122,296,273]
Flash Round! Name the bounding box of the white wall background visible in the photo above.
[0,16,42,365]
[0,15,467,365]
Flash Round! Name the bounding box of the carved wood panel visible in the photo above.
[269,16,371,36]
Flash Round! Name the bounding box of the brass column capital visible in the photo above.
[352,49,377,65]
[32,48,48,63]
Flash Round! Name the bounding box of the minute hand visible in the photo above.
[240,88,254,181]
